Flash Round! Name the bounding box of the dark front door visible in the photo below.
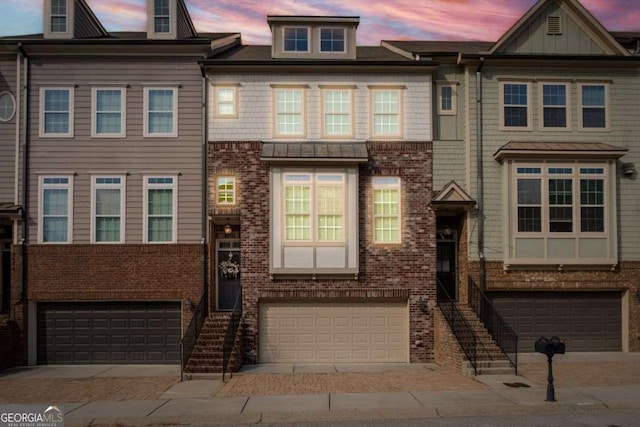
[217,243,241,310]
[437,238,457,301]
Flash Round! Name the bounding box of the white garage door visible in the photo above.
[259,302,408,363]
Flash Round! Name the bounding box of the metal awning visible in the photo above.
[261,142,369,163]
[494,142,628,162]
[0,203,22,219]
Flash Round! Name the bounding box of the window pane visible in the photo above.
[285,185,311,240]
[517,179,541,204]
[51,16,66,32]
[148,189,173,215]
[543,85,566,106]
[517,178,541,232]
[582,108,605,128]
[582,85,605,106]
[154,0,169,15]
[96,189,120,215]
[503,84,528,127]
[149,90,173,111]
[581,207,604,232]
[52,0,66,14]
[96,217,120,242]
[148,217,172,242]
[543,108,566,128]
[320,28,345,52]
[45,90,69,111]
[284,27,308,51]
[43,217,68,243]
[149,113,173,133]
[43,189,68,216]
[504,107,528,127]
[517,207,541,232]
[217,177,235,204]
[580,179,604,232]
[0,93,16,121]
[374,188,400,243]
[44,113,69,134]
[441,86,452,111]
[97,113,121,134]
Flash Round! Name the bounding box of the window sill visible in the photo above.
[503,259,617,271]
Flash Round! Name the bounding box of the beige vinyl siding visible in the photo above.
[27,57,204,243]
[464,66,640,262]
[502,3,606,55]
[0,55,18,204]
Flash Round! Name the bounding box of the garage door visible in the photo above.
[490,292,621,352]
[38,302,181,364]
[259,302,408,363]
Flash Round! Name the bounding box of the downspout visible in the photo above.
[200,63,209,314]
[476,57,486,289]
[17,43,29,304]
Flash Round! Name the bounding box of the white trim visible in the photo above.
[372,177,402,244]
[318,27,347,53]
[0,91,16,122]
[39,87,74,138]
[538,82,572,131]
[143,87,178,138]
[282,26,310,53]
[273,87,306,138]
[370,88,404,139]
[436,83,457,116]
[91,87,126,138]
[213,85,238,119]
[90,175,126,244]
[499,81,532,131]
[578,82,610,131]
[321,87,354,138]
[38,175,73,244]
[143,175,178,244]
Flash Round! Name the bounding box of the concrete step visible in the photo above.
[464,359,515,376]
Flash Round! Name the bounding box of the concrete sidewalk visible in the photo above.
[2,353,640,426]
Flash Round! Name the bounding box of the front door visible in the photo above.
[436,233,457,301]
[216,240,241,310]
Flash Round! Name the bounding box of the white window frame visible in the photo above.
[273,87,306,138]
[143,86,178,138]
[143,175,178,244]
[578,82,609,131]
[370,87,403,139]
[437,83,457,115]
[372,177,402,244]
[213,85,239,119]
[216,176,236,206]
[153,0,171,34]
[50,0,68,33]
[499,81,532,131]
[91,175,126,244]
[0,91,16,122]
[539,82,571,131]
[321,87,354,138]
[319,27,347,53]
[282,26,310,53]
[91,87,126,138]
[38,175,73,244]
[39,87,74,138]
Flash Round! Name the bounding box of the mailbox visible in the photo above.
[535,336,565,356]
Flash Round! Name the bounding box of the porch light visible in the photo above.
[224,224,233,235]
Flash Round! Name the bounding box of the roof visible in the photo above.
[0,203,22,218]
[494,142,628,161]
[0,32,236,42]
[383,40,493,55]
[210,45,412,62]
[261,142,369,162]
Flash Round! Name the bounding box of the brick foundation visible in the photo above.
[209,140,436,363]
[433,308,464,373]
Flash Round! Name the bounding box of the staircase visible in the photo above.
[458,306,516,375]
[184,312,242,374]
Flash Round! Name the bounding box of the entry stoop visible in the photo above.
[464,359,516,376]
[184,312,243,375]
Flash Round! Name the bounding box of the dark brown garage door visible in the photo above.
[489,292,621,353]
[38,302,181,364]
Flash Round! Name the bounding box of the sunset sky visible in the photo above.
[0,0,638,44]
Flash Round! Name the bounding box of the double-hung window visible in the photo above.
[540,83,570,130]
[579,83,608,130]
[92,87,126,137]
[322,88,352,137]
[320,28,346,52]
[144,176,177,243]
[371,88,402,138]
[373,177,401,244]
[51,0,67,33]
[144,87,177,137]
[154,0,171,34]
[39,176,73,244]
[500,82,531,130]
[214,86,238,118]
[274,87,305,137]
[283,27,309,52]
[92,176,125,243]
[40,87,74,137]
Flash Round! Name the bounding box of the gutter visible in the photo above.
[476,57,486,289]
[17,43,29,304]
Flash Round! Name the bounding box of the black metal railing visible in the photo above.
[468,276,518,375]
[437,278,478,375]
[222,289,242,382]
[180,295,208,381]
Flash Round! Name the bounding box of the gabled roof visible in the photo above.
[431,181,475,213]
[489,0,629,56]
[177,0,199,38]
[382,40,493,56]
[494,141,628,162]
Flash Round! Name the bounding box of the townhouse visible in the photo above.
[386,0,640,356]
[0,0,239,367]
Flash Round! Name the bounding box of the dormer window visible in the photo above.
[154,0,171,33]
[51,0,67,33]
[320,28,345,53]
[283,27,309,52]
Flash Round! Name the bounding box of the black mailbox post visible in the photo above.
[535,336,565,402]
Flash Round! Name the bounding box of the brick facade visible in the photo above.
[209,140,437,363]
[433,309,464,373]
[0,244,26,369]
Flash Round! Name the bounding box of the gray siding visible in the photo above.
[464,66,640,262]
[0,55,18,204]
[74,2,104,39]
[176,2,194,39]
[27,57,204,243]
[502,3,606,55]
